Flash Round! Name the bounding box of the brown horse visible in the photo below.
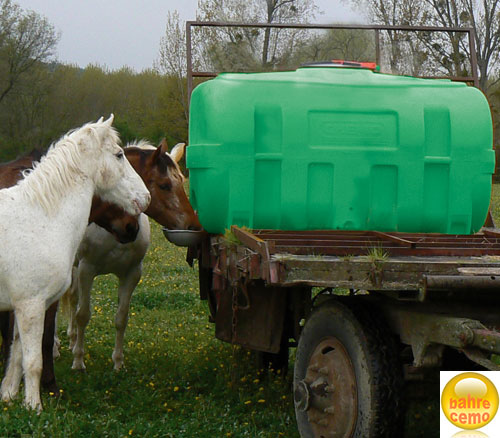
[0,150,142,392]
[125,139,200,229]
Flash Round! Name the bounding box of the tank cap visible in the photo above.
[301,60,379,71]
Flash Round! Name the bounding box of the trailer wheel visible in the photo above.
[293,299,403,438]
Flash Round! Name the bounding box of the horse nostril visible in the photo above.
[126,223,139,235]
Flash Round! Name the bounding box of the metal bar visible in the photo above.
[415,76,475,82]
[463,349,500,371]
[193,72,218,77]
[372,231,415,247]
[185,21,477,110]
[468,28,479,88]
[425,275,500,290]
[274,247,500,257]
[254,230,500,244]
[186,21,194,108]
[482,228,500,238]
[192,71,474,82]
[254,229,500,239]
[186,21,471,33]
[472,329,500,354]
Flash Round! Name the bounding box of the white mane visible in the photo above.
[18,124,103,215]
[125,140,156,150]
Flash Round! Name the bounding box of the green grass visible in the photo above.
[2,185,500,437]
[0,221,296,438]
[491,183,500,224]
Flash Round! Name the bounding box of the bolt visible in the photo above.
[324,406,335,414]
[294,380,311,412]
[325,384,336,393]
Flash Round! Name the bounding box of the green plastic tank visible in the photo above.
[187,66,494,234]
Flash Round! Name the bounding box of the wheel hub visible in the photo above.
[297,337,357,437]
[294,380,312,412]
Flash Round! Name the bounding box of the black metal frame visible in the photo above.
[186,21,479,106]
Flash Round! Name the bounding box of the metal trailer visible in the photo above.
[194,227,500,437]
[186,22,495,437]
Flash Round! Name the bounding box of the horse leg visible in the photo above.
[41,302,59,393]
[72,263,95,370]
[66,266,79,350]
[112,266,142,371]
[1,322,23,401]
[0,311,11,361]
[11,300,45,410]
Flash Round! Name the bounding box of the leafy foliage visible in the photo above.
[0,64,189,162]
[0,0,59,104]
[348,0,500,91]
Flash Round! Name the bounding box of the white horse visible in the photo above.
[67,214,150,371]
[0,115,150,410]
[64,140,198,372]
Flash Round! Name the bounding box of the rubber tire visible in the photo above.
[294,298,404,438]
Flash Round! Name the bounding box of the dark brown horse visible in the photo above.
[0,150,142,392]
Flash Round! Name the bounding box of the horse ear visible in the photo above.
[170,143,186,163]
[97,116,104,123]
[151,142,166,163]
[103,114,114,126]
[158,138,168,150]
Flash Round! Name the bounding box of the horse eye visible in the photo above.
[159,183,171,191]
[115,152,124,159]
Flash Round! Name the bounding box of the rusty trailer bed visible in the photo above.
[208,226,500,298]
[201,226,500,371]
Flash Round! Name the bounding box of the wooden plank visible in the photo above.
[458,267,500,276]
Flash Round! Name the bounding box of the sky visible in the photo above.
[14,0,362,72]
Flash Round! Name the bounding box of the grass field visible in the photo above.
[0,186,499,437]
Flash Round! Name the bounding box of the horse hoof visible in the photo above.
[25,402,42,413]
[71,363,86,372]
[42,381,60,395]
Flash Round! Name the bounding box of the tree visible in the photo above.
[450,0,500,90]
[0,0,59,104]
[348,0,500,91]
[291,28,375,66]
[156,10,189,122]
[156,1,322,145]
[195,0,320,71]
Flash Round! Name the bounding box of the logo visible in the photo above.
[441,372,499,431]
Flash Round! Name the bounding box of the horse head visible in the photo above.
[0,148,140,244]
[125,139,202,231]
[89,196,140,244]
[80,115,150,217]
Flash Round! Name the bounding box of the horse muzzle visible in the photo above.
[133,193,151,215]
